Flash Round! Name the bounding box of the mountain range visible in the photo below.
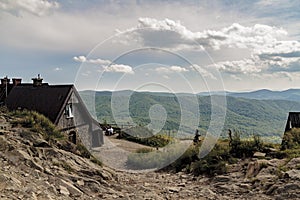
[80,89,300,143]
[199,89,300,102]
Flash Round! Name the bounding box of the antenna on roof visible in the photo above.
[5,75,8,98]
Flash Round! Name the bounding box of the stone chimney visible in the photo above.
[12,78,22,86]
[1,76,10,86]
[32,74,43,87]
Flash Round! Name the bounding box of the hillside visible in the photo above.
[198,89,300,101]
[3,109,300,199]
[86,90,300,142]
[0,110,115,199]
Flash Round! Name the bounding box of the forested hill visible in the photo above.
[80,90,300,142]
[199,89,300,101]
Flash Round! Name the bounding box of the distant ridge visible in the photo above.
[226,89,300,101]
[82,88,300,102]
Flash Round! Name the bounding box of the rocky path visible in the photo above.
[103,157,300,200]
[91,135,156,172]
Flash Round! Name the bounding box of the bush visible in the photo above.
[190,143,231,176]
[9,110,64,141]
[76,143,92,158]
[90,156,103,166]
[281,128,300,150]
[229,130,265,158]
[136,148,154,153]
[171,143,200,172]
[118,126,173,148]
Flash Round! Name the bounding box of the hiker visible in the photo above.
[108,126,114,136]
[103,127,109,136]
[193,129,200,144]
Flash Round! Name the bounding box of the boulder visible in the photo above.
[285,157,300,169]
[246,160,269,178]
[59,185,70,196]
[284,169,300,180]
[253,152,266,158]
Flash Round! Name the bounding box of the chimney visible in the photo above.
[1,76,10,86]
[12,78,22,86]
[32,74,43,87]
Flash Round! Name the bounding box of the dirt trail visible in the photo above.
[107,134,154,152]
[92,135,155,172]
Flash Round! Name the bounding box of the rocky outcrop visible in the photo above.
[0,114,113,199]
[2,112,300,199]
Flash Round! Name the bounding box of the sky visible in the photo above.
[1,0,300,93]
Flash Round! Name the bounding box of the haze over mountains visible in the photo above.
[198,89,300,102]
[80,89,300,143]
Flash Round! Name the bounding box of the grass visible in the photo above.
[9,110,64,141]
[161,130,278,176]
[127,143,187,170]
[118,126,174,148]
[281,128,300,150]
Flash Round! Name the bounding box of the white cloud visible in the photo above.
[155,65,188,73]
[190,64,216,80]
[74,55,134,74]
[119,18,288,51]
[73,56,111,65]
[53,67,62,71]
[0,0,59,16]
[73,56,86,62]
[212,58,263,74]
[104,64,134,74]
[230,74,242,81]
[163,75,170,79]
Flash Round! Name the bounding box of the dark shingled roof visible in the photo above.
[285,112,300,132]
[5,84,73,123]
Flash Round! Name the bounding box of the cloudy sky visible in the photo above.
[1,0,300,93]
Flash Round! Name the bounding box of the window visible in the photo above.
[65,103,74,118]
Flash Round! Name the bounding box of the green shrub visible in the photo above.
[9,110,64,141]
[190,143,231,176]
[118,126,173,147]
[171,143,200,172]
[136,148,154,153]
[90,156,102,166]
[229,130,265,158]
[281,128,300,150]
[76,143,92,158]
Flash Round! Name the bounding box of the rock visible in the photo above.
[253,152,266,158]
[167,187,180,193]
[267,158,286,167]
[284,169,300,180]
[16,149,32,160]
[33,138,51,148]
[59,179,83,197]
[213,175,232,182]
[200,188,219,199]
[28,160,44,172]
[144,182,150,187]
[238,183,251,190]
[177,183,186,187]
[77,180,84,186]
[283,183,300,191]
[285,157,300,169]
[59,185,70,196]
[246,160,269,178]
[266,184,279,195]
